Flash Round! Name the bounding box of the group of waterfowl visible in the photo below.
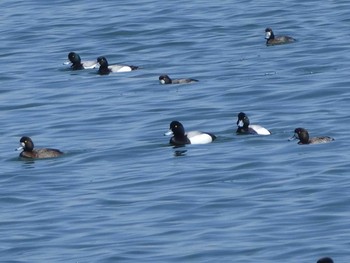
[165,27,334,262]
[163,113,334,147]
[16,27,334,159]
[14,26,337,261]
[163,28,333,146]
[65,52,139,74]
[16,110,334,158]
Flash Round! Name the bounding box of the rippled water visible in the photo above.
[1,1,350,262]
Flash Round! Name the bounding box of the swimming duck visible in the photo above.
[164,121,216,146]
[236,112,271,135]
[65,52,98,70]
[159,75,198,84]
[317,257,334,263]
[97,56,139,75]
[289,128,334,144]
[16,136,63,159]
[265,28,295,46]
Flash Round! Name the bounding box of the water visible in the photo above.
[1,1,350,262]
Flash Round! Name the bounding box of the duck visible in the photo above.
[289,128,334,145]
[65,52,98,70]
[236,112,271,135]
[317,257,334,263]
[265,28,295,46]
[159,75,198,84]
[164,121,216,146]
[16,136,63,159]
[97,56,139,75]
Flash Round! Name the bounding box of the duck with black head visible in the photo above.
[16,136,63,159]
[236,112,271,135]
[164,121,216,146]
[159,75,198,84]
[289,128,334,145]
[265,28,295,46]
[97,56,139,75]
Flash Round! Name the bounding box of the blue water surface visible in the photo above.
[1,1,350,262]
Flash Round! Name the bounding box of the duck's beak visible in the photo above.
[288,133,297,141]
[265,31,271,39]
[16,142,25,151]
[237,119,243,127]
[164,130,173,136]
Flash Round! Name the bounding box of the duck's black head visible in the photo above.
[159,75,172,84]
[97,56,109,67]
[19,136,34,152]
[265,28,275,40]
[317,257,334,263]
[237,112,250,127]
[169,121,186,136]
[68,52,83,70]
[97,56,111,75]
[293,127,310,144]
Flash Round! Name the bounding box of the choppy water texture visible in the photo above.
[1,1,350,262]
